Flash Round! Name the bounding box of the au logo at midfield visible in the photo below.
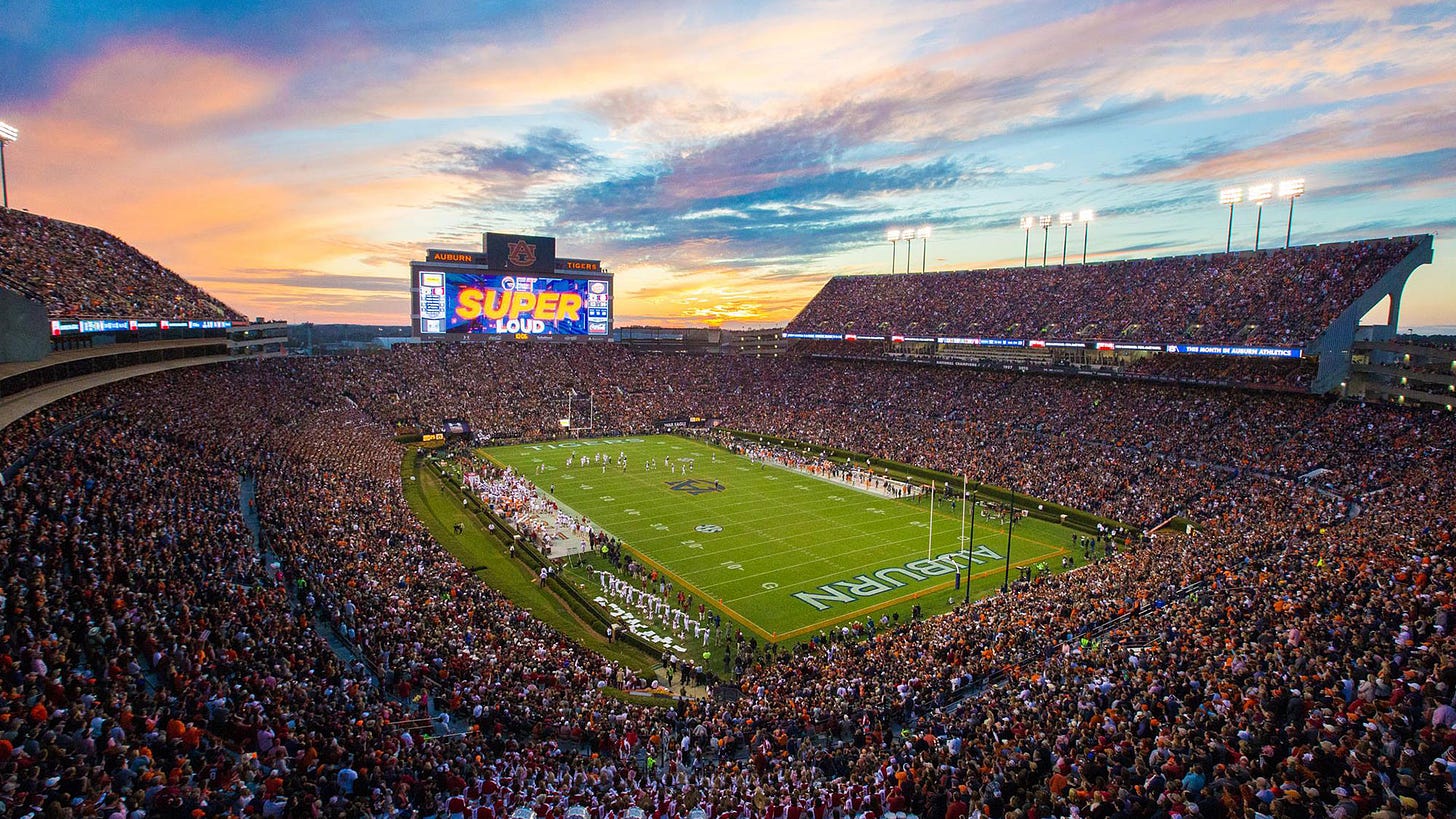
[665,478,724,496]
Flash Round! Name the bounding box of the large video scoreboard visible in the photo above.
[411,233,612,339]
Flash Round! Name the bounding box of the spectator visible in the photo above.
[0,209,243,319]
[0,340,1452,818]
[787,237,1420,346]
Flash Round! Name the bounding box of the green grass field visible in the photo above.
[484,434,1082,642]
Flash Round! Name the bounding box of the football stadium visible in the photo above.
[3,5,1456,819]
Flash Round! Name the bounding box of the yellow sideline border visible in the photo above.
[775,553,1063,641]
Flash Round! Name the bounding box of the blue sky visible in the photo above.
[2,0,1454,329]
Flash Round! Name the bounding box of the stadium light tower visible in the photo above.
[1079,209,1095,264]
[1019,216,1036,267]
[0,121,17,210]
[887,229,899,274]
[1059,212,1074,266]
[926,481,934,560]
[1001,496,1016,593]
[902,229,914,274]
[1248,183,1273,250]
[1039,215,1052,267]
[963,484,977,605]
[917,226,931,273]
[1279,178,1305,248]
[1219,187,1243,253]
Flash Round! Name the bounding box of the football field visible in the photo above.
[484,434,1079,642]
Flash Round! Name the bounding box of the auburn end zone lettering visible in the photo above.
[455,289,584,323]
[791,545,1005,611]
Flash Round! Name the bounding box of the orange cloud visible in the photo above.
[341,0,966,141]
[17,36,287,154]
[7,36,477,323]
[1161,97,1456,182]
[64,38,282,133]
[6,2,1454,331]
[612,263,829,328]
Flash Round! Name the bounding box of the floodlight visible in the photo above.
[0,121,14,209]
[1249,183,1274,250]
[1038,215,1052,227]
[914,226,932,273]
[1059,212,1075,224]
[887,229,900,242]
[1078,211,1095,264]
[1020,216,1035,230]
[1219,187,1243,206]
[1280,179,1307,247]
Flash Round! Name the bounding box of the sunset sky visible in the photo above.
[2,1,1454,329]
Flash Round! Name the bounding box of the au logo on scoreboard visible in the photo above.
[486,232,556,274]
[507,239,537,268]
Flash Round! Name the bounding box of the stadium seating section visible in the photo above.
[787,237,1420,345]
[1123,354,1316,391]
[0,209,243,320]
[3,344,1453,818]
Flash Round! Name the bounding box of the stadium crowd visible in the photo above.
[0,210,244,320]
[1122,356,1316,392]
[787,238,1419,346]
[0,342,1452,819]
[329,344,1421,526]
[795,342,1319,395]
